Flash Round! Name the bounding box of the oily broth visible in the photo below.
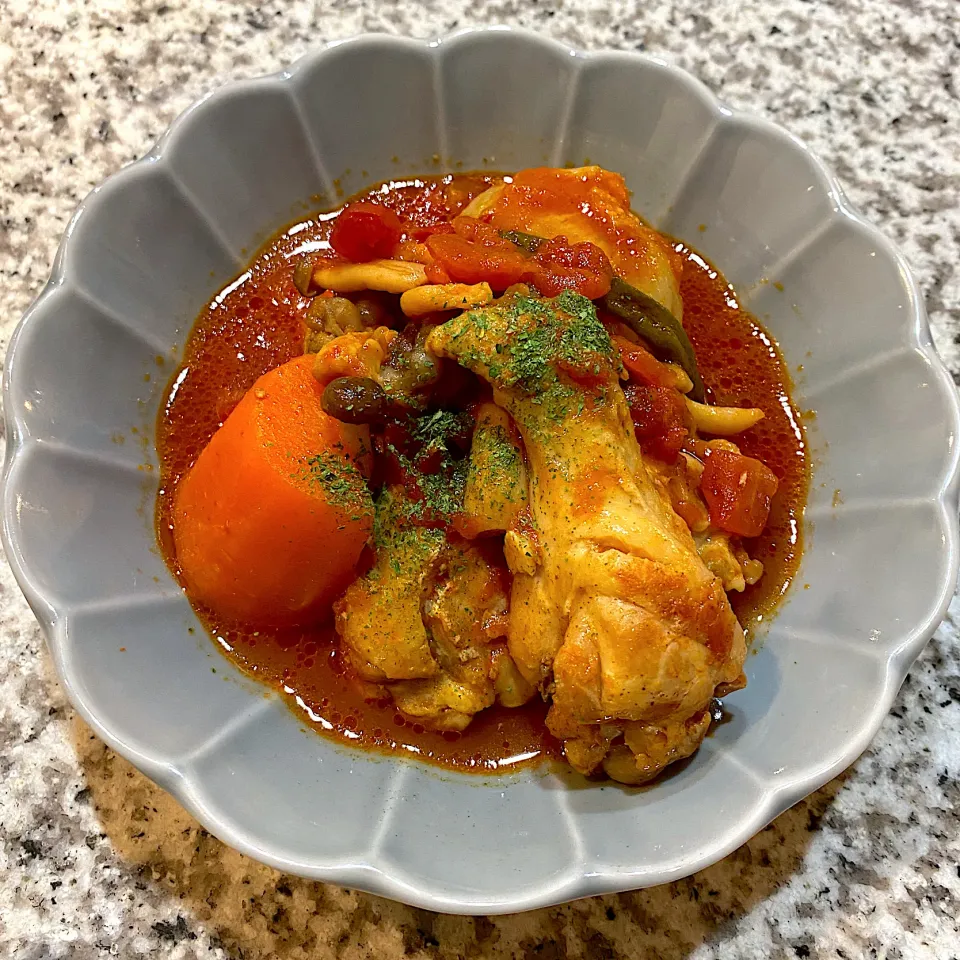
[676,245,807,634]
[156,174,808,772]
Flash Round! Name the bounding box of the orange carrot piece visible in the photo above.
[173,355,373,625]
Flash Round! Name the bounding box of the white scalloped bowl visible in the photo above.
[3,28,959,913]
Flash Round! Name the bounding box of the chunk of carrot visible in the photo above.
[173,355,373,625]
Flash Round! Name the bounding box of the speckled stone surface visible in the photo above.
[1,1,959,957]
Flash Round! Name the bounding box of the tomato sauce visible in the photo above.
[676,245,808,631]
[156,174,807,773]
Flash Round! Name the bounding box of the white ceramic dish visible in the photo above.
[3,28,959,914]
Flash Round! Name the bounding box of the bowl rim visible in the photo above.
[3,25,959,913]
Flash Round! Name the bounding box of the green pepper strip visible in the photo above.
[498,229,544,254]
[602,277,705,402]
[499,230,706,401]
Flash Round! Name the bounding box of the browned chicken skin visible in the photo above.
[427,290,747,783]
[462,165,685,319]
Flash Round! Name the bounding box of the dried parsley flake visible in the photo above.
[301,453,373,516]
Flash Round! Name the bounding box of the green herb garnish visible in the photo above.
[301,452,373,516]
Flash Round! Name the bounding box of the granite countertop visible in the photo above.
[2,1,959,957]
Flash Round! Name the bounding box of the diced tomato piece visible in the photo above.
[700,449,779,537]
[624,383,691,463]
[329,202,403,262]
[405,221,456,242]
[393,235,451,282]
[601,317,639,342]
[426,232,530,289]
[394,237,431,262]
[528,236,613,299]
[415,446,445,474]
[613,336,678,388]
[449,217,490,241]
[425,262,452,284]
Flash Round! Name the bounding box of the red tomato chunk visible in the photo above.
[624,383,690,463]
[426,233,529,289]
[426,217,529,289]
[426,221,613,298]
[614,336,678,389]
[700,448,779,537]
[530,236,613,299]
[329,202,403,261]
